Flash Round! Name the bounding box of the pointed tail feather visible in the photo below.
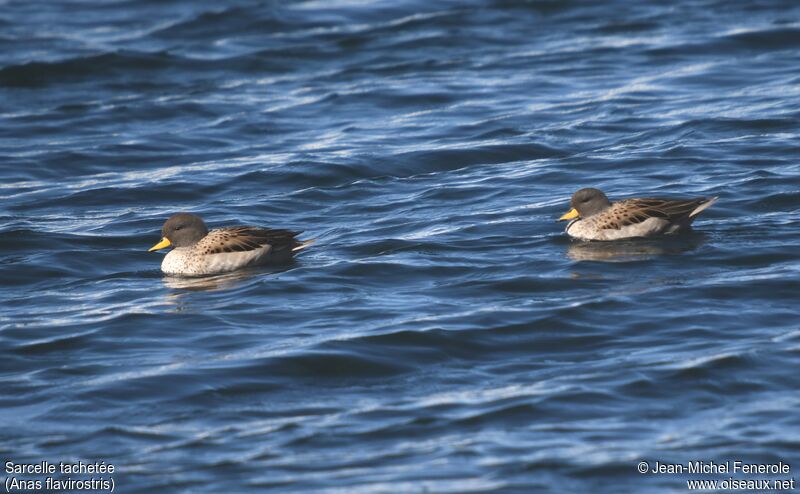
[292,239,315,252]
[689,196,718,218]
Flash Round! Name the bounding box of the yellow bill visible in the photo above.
[148,237,172,252]
[558,208,579,221]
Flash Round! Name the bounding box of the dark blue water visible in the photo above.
[2,0,800,492]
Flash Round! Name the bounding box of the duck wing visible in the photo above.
[611,197,716,227]
[201,227,304,254]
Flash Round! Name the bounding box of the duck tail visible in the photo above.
[689,196,718,218]
[292,238,315,252]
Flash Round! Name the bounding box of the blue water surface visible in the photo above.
[1,0,800,492]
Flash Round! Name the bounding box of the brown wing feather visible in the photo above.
[202,227,303,254]
[613,198,709,226]
[630,198,709,221]
[596,202,650,229]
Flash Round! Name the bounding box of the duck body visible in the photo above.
[160,226,308,276]
[150,213,312,276]
[559,188,717,241]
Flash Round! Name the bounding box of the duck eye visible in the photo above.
[174,225,183,231]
